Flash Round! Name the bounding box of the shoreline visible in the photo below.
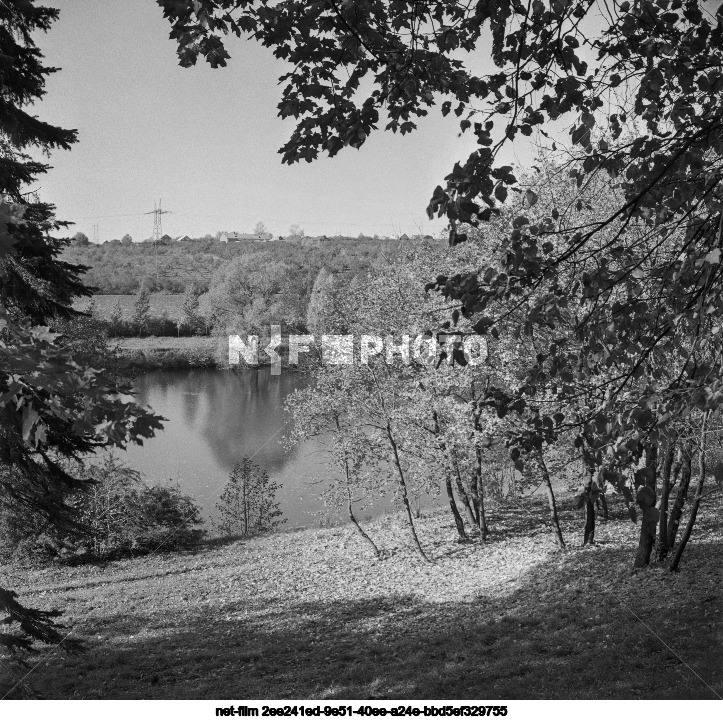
[111,336,292,371]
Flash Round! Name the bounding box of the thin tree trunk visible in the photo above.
[471,407,489,538]
[633,440,659,568]
[670,418,708,572]
[656,440,677,561]
[452,455,478,530]
[337,417,381,558]
[535,448,565,549]
[387,424,429,562]
[582,454,596,545]
[469,466,481,526]
[667,444,693,549]
[445,473,467,541]
[432,411,467,540]
[347,493,381,558]
[670,446,683,488]
[473,445,489,540]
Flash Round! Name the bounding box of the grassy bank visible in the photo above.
[113,336,293,370]
[112,336,224,369]
[3,497,721,700]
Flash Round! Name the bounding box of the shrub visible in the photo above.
[214,458,285,537]
[0,455,204,563]
[70,455,204,558]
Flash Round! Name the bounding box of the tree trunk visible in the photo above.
[599,493,609,520]
[445,472,467,541]
[582,454,596,545]
[341,455,381,558]
[452,455,478,530]
[633,440,659,569]
[656,440,677,561]
[347,498,382,558]
[469,462,481,526]
[670,418,708,572]
[667,444,693,549]
[473,445,489,540]
[387,424,429,562]
[535,448,565,549]
[432,411,467,540]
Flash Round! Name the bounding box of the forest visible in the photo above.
[66,235,415,339]
[62,234,409,295]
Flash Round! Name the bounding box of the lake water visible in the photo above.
[117,368,399,530]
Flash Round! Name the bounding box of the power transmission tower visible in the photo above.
[144,199,171,282]
[92,224,99,243]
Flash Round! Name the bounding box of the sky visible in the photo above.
[32,0,499,242]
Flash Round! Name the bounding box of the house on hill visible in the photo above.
[143,234,174,245]
[174,235,192,242]
[220,232,274,243]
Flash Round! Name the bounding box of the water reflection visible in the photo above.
[117,368,436,531]
[118,367,334,529]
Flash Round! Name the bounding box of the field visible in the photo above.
[3,497,721,700]
[74,294,186,323]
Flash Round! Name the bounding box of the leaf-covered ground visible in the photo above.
[2,497,722,699]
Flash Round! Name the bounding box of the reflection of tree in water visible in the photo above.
[137,370,208,430]
[200,367,311,474]
[125,368,387,527]
[176,371,208,428]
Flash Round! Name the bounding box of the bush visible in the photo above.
[71,455,204,558]
[0,455,204,563]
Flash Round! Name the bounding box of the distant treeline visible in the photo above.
[62,236,431,295]
[66,236,444,338]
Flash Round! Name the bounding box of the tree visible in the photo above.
[0,312,164,672]
[298,247,485,560]
[205,251,307,334]
[253,221,268,236]
[72,232,89,246]
[132,284,151,336]
[286,372,382,558]
[0,7,86,325]
[214,458,284,537]
[0,4,164,675]
[181,282,202,334]
[109,297,123,337]
[306,267,335,335]
[121,233,133,244]
[288,224,304,239]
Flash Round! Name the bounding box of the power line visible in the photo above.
[145,198,171,242]
[144,199,171,282]
[77,212,149,220]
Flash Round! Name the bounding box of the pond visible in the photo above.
[116,367,401,530]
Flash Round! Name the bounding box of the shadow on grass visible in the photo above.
[22,539,723,701]
[478,497,632,543]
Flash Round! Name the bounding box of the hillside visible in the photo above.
[3,498,721,700]
[62,236,412,295]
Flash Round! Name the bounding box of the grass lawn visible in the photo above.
[2,498,721,700]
